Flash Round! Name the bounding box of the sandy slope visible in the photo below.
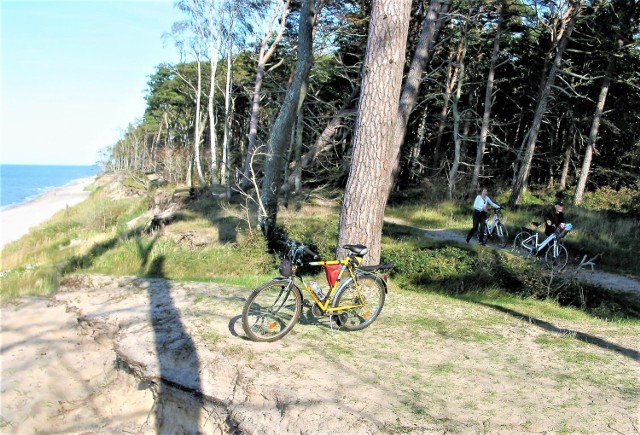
[1,274,638,433]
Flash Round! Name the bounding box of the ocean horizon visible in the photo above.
[1,164,101,210]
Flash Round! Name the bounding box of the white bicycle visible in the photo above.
[512,223,573,272]
[481,207,509,248]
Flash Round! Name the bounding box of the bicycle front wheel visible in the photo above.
[242,280,302,342]
[496,223,509,248]
[512,231,533,257]
[332,275,385,331]
[545,243,568,272]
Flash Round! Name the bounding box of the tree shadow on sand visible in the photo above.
[139,236,204,433]
[477,301,639,361]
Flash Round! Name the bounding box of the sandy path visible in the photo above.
[0,176,96,250]
[1,274,637,433]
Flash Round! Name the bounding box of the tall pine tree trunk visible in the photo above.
[337,0,412,264]
[509,3,581,206]
[241,0,291,190]
[258,0,315,241]
[390,0,449,181]
[559,131,573,190]
[207,2,222,185]
[449,23,468,199]
[286,86,359,188]
[193,58,206,186]
[469,0,504,197]
[574,52,615,205]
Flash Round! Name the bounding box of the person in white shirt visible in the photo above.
[466,188,500,245]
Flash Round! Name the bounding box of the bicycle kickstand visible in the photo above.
[328,315,337,336]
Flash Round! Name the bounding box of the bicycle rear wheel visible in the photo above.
[242,280,302,342]
[332,275,385,331]
[496,223,509,248]
[545,243,568,272]
[512,231,533,257]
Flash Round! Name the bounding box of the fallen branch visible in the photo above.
[574,253,603,274]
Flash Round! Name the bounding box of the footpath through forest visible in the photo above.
[384,216,640,297]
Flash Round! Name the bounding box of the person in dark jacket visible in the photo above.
[544,201,565,236]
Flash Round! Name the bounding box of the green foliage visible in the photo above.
[382,241,475,284]
[282,215,340,258]
[579,185,640,213]
[2,180,639,323]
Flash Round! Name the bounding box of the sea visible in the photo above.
[1,164,101,210]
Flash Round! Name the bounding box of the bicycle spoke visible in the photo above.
[333,275,385,331]
[242,281,302,342]
[545,243,568,273]
[513,231,533,257]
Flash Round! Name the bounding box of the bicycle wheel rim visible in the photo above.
[513,231,533,257]
[497,224,509,248]
[545,243,568,272]
[333,275,385,331]
[242,281,302,342]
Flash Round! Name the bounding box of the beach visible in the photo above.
[0,176,96,250]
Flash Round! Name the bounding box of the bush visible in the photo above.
[580,185,639,213]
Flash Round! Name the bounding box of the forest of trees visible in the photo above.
[103,0,640,261]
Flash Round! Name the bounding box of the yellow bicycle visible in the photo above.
[242,239,394,342]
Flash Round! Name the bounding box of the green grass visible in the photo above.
[200,330,224,348]
[386,186,640,277]
[2,179,639,324]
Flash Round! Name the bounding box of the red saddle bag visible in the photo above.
[324,264,342,288]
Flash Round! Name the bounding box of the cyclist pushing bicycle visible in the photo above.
[466,188,500,245]
[544,200,566,237]
[536,200,572,255]
[513,200,573,271]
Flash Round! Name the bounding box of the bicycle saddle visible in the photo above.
[344,244,368,256]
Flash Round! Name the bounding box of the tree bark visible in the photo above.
[509,3,581,206]
[206,1,223,185]
[241,0,291,190]
[258,0,316,241]
[449,23,468,199]
[559,130,573,190]
[574,51,616,205]
[337,0,412,264]
[221,7,235,188]
[391,0,450,181]
[286,86,359,188]
[193,57,206,186]
[469,0,505,198]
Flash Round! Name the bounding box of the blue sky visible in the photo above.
[1,0,184,165]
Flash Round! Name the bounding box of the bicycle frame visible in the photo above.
[485,211,501,237]
[304,257,362,313]
[519,231,557,253]
[518,222,573,255]
[281,240,371,313]
[242,239,393,341]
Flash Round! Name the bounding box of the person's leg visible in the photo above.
[478,211,487,244]
[466,211,479,242]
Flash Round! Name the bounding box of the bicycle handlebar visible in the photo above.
[303,246,319,259]
[282,239,319,262]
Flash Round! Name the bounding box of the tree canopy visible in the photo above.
[103,0,640,232]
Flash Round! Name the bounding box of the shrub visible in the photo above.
[581,185,639,213]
